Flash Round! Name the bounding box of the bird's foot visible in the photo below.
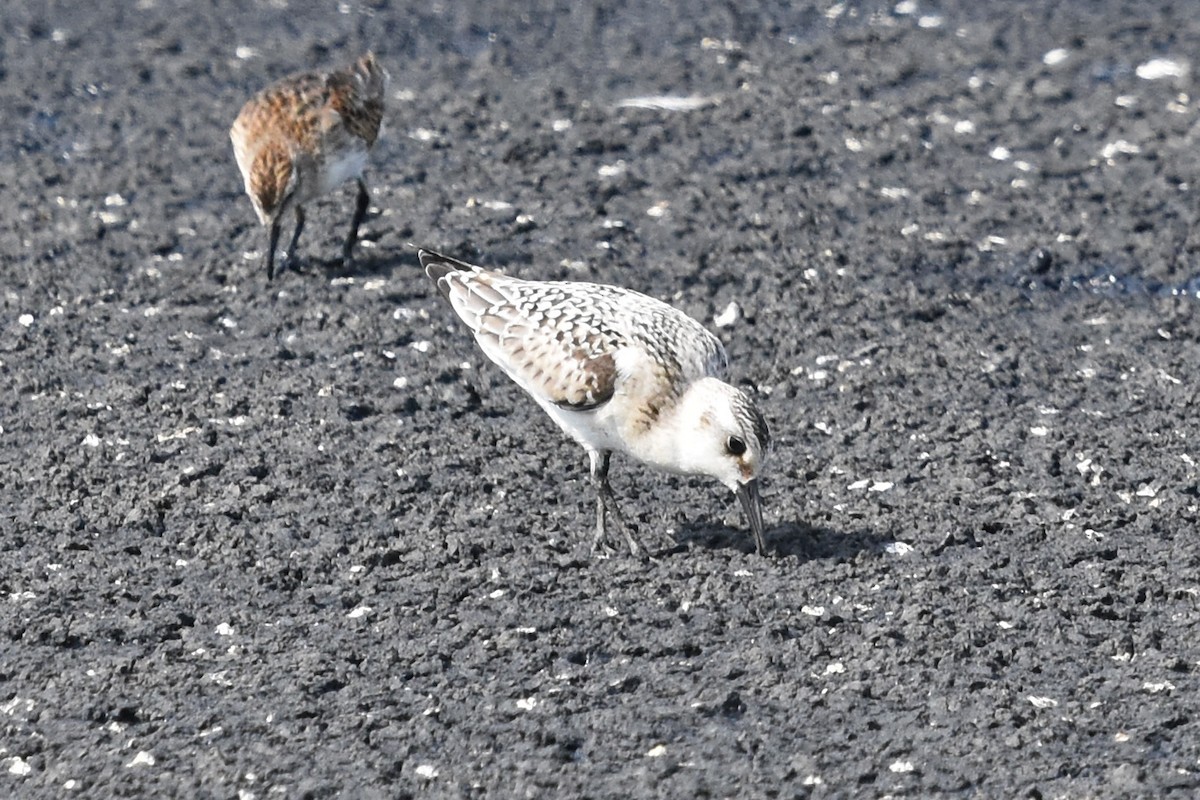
[342,232,366,270]
[276,251,300,277]
[590,515,644,558]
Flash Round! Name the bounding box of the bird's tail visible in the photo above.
[355,51,389,99]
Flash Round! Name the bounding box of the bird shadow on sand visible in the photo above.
[307,249,405,280]
[261,232,413,282]
[665,521,893,561]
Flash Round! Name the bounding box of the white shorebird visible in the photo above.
[420,248,771,555]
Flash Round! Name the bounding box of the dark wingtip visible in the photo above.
[416,247,445,269]
[417,248,454,283]
[418,247,483,299]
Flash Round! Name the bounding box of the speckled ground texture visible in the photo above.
[3,1,1200,797]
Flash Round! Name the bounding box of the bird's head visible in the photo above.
[246,140,296,225]
[673,378,771,553]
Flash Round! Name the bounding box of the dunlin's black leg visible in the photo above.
[342,178,370,267]
[279,205,306,274]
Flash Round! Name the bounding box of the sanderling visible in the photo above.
[230,52,388,280]
[420,248,771,555]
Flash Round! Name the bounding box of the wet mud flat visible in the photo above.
[2,1,1199,797]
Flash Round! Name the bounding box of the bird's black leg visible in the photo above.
[588,450,640,556]
[342,178,370,267]
[265,218,282,281]
[281,205,305,274]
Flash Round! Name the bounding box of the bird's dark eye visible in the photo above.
[726,436,747,457]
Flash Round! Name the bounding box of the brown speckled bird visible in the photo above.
[230,52,388,279]
[420,248,772,556]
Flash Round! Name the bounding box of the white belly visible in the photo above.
[539,399,627,454]
[319,148,368,195]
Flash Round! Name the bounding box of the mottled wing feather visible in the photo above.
[459,279,510,316]
[257,74,327,150]
[450,275,619,409]
[420,248,726,413]
[231,52,385,164]
[703,333,728,377]
[421,250,620,409]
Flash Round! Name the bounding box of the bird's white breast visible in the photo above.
[319,148,368,194]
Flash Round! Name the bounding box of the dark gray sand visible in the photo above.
[3,1,1200,796]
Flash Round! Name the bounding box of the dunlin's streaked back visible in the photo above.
[230,52,388,280]
[420,248,771,555]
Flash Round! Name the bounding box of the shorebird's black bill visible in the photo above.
[736,478,767,555]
